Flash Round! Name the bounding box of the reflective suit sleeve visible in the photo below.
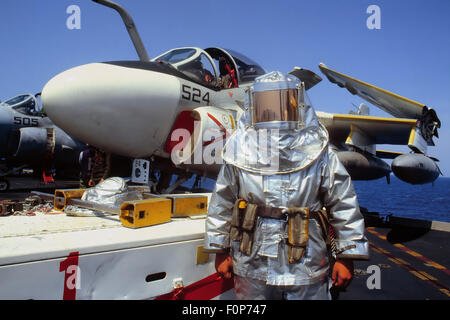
[204,163,239,253]
[320,149,370,260]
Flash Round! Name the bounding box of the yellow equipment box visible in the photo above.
[166,194,208,217]
[120,198,172,229]
[54,189,85,211]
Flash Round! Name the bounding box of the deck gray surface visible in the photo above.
[340,217,450,300]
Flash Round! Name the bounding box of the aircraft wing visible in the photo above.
[317,111,428,154]
[318,63,440,143]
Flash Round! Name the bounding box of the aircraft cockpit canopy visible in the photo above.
[154,48,218,88]
[2,93,43,116]
[216,48,266,83]
[153,47,266,90]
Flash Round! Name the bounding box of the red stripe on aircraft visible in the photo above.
[202,113,231,147]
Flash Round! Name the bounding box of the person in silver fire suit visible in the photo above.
[203,71,369,300]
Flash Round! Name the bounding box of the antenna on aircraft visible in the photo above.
[92,0,150,62]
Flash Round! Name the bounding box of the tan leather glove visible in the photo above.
[332,259,354,289]
[215,253,233,279]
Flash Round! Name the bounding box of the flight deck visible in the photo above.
[341,215,450,300]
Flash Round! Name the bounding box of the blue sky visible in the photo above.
[1,0,449,175]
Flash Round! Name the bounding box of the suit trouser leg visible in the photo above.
[234,274,331,300]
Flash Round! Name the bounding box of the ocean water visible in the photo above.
[187,176,450,223]
[352,176,450,223]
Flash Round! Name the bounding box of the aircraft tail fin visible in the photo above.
[349,103,370,116]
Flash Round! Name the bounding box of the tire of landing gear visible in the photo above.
[0,179,10,192]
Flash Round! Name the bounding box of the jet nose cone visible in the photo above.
[42,62,181,157]
[42,69,77,120]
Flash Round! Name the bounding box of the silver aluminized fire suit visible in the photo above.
[204,71,369,300]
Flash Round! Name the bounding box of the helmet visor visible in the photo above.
[253,89,299,123]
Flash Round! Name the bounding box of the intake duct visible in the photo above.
[10,127,50,163]
[9,127,83,170]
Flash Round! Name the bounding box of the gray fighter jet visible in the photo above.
[0,93,86,191]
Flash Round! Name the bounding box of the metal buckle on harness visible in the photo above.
[282,207,309,220]
[238,199,247,209]
[280,207,290,222]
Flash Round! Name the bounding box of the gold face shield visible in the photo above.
[252,88,300,123]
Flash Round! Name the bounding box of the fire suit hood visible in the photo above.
[222,72,329,174]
